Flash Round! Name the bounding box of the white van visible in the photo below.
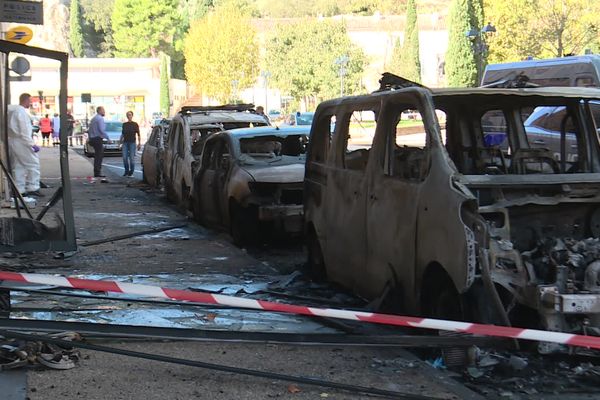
[481,55,600,88]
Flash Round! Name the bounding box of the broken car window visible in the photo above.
[239,135,308,164]
[522,105,578,172]
[342,110,376,171]
[385,108,428,180]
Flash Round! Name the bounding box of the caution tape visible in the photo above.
[0,271,599,350]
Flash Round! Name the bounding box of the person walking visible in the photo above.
[66,110,75,146]
[7,93,42,197]
[51,113,60,147]
[88,106,109,178]
[120,111,141,177]
[39,114,52,147]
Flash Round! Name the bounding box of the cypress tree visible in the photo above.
[402,0,421,82]
[69,0,84,57]
[446,0,477,87]
[388,0,421,82]
[160,55,170,116]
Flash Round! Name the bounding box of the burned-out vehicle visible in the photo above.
[305,78,600,338]
[142,118,170,187]
[163,105,270,208]
[191,126,309,245]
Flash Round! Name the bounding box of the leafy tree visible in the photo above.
[80,0,115,56]
[266,19,367,107]
[160,54,170,116]
[446,0,478,87]
[485,0,600,62]
[69,0,85,57]
[389,0,421,82]
[184,2,259,103]
[111,0,181,57]
[483,0,538,62]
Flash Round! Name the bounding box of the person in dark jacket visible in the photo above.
[120,111,141,177]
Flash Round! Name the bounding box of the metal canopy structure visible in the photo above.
[0,40,76,252]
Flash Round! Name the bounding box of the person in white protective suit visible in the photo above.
[7,93,42,197]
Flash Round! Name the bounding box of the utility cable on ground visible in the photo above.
[0,329,440,400]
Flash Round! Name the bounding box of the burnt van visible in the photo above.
[304,76,600,339]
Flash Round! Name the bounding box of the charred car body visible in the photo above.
[305,80,600,338]
[162,104,270,208]
[142,118,170,187]
[191,126,309,244]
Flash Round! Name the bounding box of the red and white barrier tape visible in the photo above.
[1,271,599,350]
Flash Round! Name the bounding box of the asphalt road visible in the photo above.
[1,147,465,400]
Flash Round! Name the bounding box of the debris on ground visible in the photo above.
[435,346,600,397]
[0,331,81,370]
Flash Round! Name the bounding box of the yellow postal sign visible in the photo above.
[6,26,33,44]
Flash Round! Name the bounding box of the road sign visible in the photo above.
[5,25,33,44]
[1,1,43,25]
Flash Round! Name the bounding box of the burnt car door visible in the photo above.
[142,126,162,186]
[320,105,377,290]
[163,120,182,198]
[363,94,430,302]
[195,136,222,225]
[171,118,191,202]
[212,138,233,225]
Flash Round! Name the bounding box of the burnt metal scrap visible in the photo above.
[376,72,426,91]
[0,331,80,371]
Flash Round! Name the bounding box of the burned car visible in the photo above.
[305,79,600,339]
[163,104,270,208]
[142,118,170,187]
[191,126,309,245]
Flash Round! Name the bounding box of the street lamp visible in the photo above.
[466,22,496,85]
[334,55,350,97]
[260,70,271,111]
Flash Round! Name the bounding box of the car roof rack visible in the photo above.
[180,104,256,114]
[481,72,539,88]
[374,72,427,92]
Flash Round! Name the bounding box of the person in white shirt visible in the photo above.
[7,93,42,197]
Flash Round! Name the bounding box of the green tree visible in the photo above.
[446,0,478,87]
[184,2,259,103]
[483,0,538,62]
[389,0,421,82]
[111,0,181,57]
[69,0,85,57]
[80,0,115,56]
[266,19,367,107]
[160,54,170,116]
[485,0,600,62]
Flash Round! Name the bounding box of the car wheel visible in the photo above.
[142,166,148,184]
[180,182,191,211]
[165,179,176,202]
[84,146,93,158]
[191,186,204,224]
[307,228,326,281]
[230,202,258,246]
[431,284,464,322]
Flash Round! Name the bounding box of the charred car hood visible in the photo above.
[242,163,305,183]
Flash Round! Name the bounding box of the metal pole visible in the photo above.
[2,52,20,217]
[340,67,343,97]
[59,55,77,250]
[264,75,268,112]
